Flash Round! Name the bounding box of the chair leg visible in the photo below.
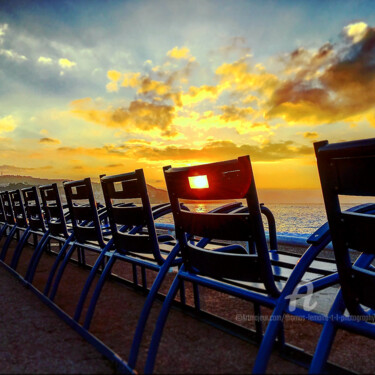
[0,223,8,242]
[77,246,83,265]
[25,231,51,282]
[43,235,75,295]
[252,241,330,373]
[179,279,186,305]
[132,263,138,286]
[83,254,117,329]
[309,319,337,374]
[193,282,200,311]
[128,246,181,369]
[10,227,31,270]
[73,243,112,322]
[254,303,263,343]
[0,225,18,261]
[141,265,147,290]
[144,270,183,373]
[309,290,345,373]
[49,242,78,301]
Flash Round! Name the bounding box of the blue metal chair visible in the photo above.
[83,169,243,370]
[309,138,375,373]
[143,156,342,373]
[0,191,13,242]
[47,178,115,321]
[81,169,181,330]
[25,183,75,289]
[0,189,30,263]
[8,186,50,272]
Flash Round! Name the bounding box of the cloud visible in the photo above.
[106,69,122,92]
[344,22,368,43]
[216,58,279,98]
[39,137,60,144]
[0,48,27,61]
[37,56,53,64]
[70,98,177,137]
[120,139,312,163]
[180,85,218,106]
[0,164,51,173]
[167,46,194,60]
[220,105,255,123]
[107,70,122,82]
[0,23,8,41]
[58,58,76,69]
[0,115,17,133]
[303,131,318,139]
[265,24,375,125]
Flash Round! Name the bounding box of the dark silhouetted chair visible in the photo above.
[25,183,75,291]
[9,186,50,271]
[0,191,15,247]
[81,169,180,330]
[0,189,30,263]
[46,177,114,323]
[309,138,375,372]
[144,156,344,373]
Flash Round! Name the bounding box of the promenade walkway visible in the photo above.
[0,268,115,374]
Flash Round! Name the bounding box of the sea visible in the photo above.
[156,202,369,236]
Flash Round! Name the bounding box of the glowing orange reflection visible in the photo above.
[188,175,209,189]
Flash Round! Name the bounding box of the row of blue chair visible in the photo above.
[0,138,374,373]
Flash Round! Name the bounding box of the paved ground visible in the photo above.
[0,268,115,374]
[1,239,374,374]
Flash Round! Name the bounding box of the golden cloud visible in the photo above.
[0,115,17,133]
[180,85,218,106]
[303,132,319,139]
[0,48,27,61]
[120,139,312,163]
[0,164,51,173]
[106,70,123,92]
[216,59,279,98]
[344,22,368,43]
[220,105,255,123]
[37,56,53,65]
[39,137,60,144]
[266,26,375,125]
[70,98,177,137]
[167,46,194,60]
[58,58,76,69]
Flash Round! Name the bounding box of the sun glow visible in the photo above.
[188,175,209,189]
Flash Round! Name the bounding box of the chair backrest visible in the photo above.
[163,155,279,296]
[64,178,105,247]
[22,186,47,232]
[8,189,28,228]
[101,169,163,262]
[314,138,375,314]
[0,191,15,225]
[0,193,6,223]
[39,183,69,238]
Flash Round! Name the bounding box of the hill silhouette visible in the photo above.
[0,175,169,204]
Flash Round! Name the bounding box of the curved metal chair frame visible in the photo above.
[308,138,375,373]
[24,183,74,286]
[81,170,180,330]
[0,189,30,264]
[45,177,115,323]
[0,191,14,247]
[7,186,51,273]
[78,169,244,369]
[143,155,343,373]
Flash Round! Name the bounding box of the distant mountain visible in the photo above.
[0,175,169,204]
[0,175,65,186]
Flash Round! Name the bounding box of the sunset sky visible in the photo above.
[1,0,375,191]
